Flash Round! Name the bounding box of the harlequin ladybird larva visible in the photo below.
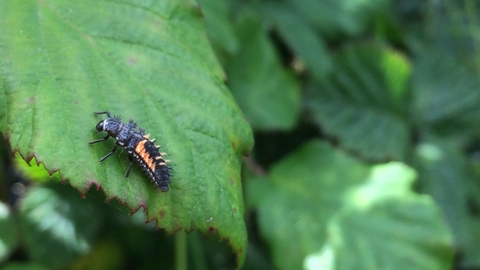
[89,111,172,192]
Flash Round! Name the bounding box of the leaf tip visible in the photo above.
[83,180,102,192]
[131,201,148,216]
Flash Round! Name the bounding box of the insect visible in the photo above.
[89,111,172,192]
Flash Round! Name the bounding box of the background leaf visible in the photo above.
[247,140,370,270]
[414,137,480,265]
[259,2,331,80]
[324,163,454,270]
[19,184,103,269]
[286,0,389,38]
[197,0,238,57]
[0,202,18,264]
[306,44,411,161]
[412,49,480,136]
[0,0,253,265]
[227,11,301,131]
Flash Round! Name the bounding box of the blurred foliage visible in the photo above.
[2,0,480,269]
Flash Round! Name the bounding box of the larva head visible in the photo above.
[95,120,106,132]
[95,117,122,135]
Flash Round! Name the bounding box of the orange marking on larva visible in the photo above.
[135,140,157,172]
[135,140,146,153]
[144,156,156,171]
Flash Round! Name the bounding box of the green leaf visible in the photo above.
[247,140,370,270]
[197,0,238,55]
[306,44,411,161]
[0,0,253,265]
[306,163,454,270]
[258,2,331,80]
[412,49,480,136]
[19,184,104,268]
[227,11,301,131]
[414,137,480,265]
[0,202,19,263]
[287,0,389,38]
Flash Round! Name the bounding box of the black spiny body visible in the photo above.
[89,111,172,192]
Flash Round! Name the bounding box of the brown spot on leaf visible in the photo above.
[159,209,165,218]
[231,141,236,149]
[128,58,137,64]
[208,227,216,233]
[229,179,234,185]
[233,208,237,213]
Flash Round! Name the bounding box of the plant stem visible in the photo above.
[175,230,187,270]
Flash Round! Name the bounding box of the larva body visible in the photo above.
[89,111,171,192]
